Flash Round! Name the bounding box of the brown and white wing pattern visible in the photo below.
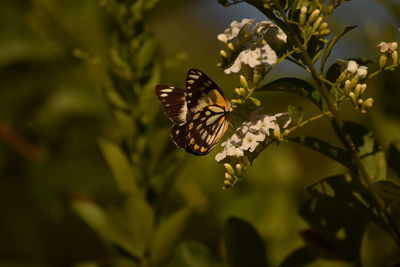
[185,105,229,155]
[155,85,188,124]
[185,69,230,114]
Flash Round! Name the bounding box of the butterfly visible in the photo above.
[155,69,231,155]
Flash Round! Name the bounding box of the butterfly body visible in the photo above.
[156,69,230,155]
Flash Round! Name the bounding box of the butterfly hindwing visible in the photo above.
[155,85,188,124]
[185,105,229,155]
[185,69,230,113]
[171,123,188,151]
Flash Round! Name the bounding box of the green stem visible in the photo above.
[272,0,373,185]
[284,111,333,135]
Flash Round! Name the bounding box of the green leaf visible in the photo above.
[321,26,357,73]
[387,140,400,180]
[150,208,191,266]
[289,136,353,170]
[287,105,304,124]
[344,121,387,181]
[168,241,218,267]
[136,37,156,70]
[300,174,377,260]
[98,138,138,194]
[257,78,322,108]
[71,199,141,261]
[107,194,155,257]
[224,217,268,267]
[279,247,317,267]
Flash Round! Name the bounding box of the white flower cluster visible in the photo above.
[377,42,398,54]
[217,18,287,74]
[215,112,291,162]
[338,60,368,79]
[336,60,373,113]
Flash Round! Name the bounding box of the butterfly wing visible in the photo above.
[185,105,229,155]
[155,85,188,124]
[186,69,230,113]
[171,123,188,150]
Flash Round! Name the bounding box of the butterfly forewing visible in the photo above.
[185,105,229,155]
[185,69,230,113]
[155,85,188,124]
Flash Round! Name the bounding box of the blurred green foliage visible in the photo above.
[1,0,400,267]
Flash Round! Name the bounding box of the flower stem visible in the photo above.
[272,0,373,186]
[284,111,333,135]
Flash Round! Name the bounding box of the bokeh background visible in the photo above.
[1,0,400,266]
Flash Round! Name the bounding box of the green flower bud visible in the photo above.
[307,9,321,25]
[225,172,234,181]
[379,54,388,69]
[235,163,242,176]
[250,96,261,107]
[349,92,357,106]
[319,22,328,31]
[219,49,228,58]
[299,7,307,25]
[240,75,249,90]
[360,84,367,95]
[392,50,398,65]
[224,163,235,176]
[227,42,235,51]
[312,17,323,32]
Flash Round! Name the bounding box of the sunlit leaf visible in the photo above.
[257,78,322,108]
[224,217,268,267]
[289,136,353,169]
[98,138,138,194]
[150,208,191,266]
[344,121,387,181]
[321,26,357,73]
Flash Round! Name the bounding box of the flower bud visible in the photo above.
[357,99,364,105]
[359,84,367,95]
[312,17,323,32]
[250,96,261,107]
[344,80,352,95]
[240,75,249,90]
[319,22,328,31]
[319,29,331,36]
[354,84,362,99]
[336,71,348,84]
[224,163,235,176]
[225,172,234,181]
[392,50,398,65]
[349,92,357,106]
[307,9,320,25]
[227,42,235,51]
[219,49,228,58]
[300,7,307,25]
[361,97,374,109]
[379,54,387,69]
[235,163,242,177]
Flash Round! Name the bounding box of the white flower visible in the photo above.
[215,112,292,162]
[224,43,277,74]
[357,66,368,78]
[240,132,265,152]
[217,18,255,44]
[346,60,359,73]
[377,41,398,54]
